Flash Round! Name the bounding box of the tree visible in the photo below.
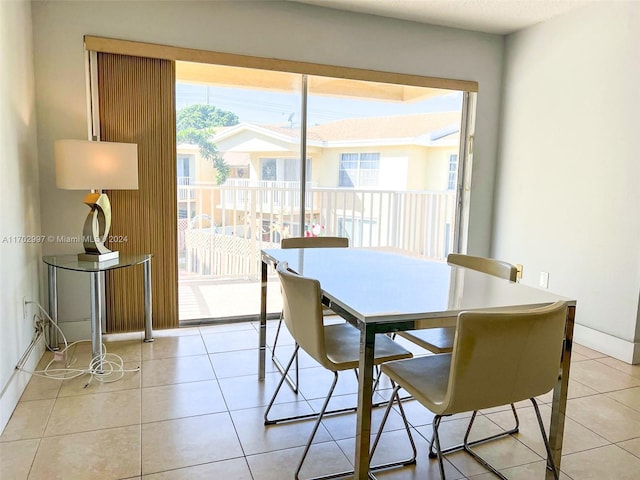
[177,104,239,131]
[176,104,239,184]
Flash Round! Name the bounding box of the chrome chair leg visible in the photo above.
[369,383,417,470]
[265,367,399,426]
[297,381,416,480]
[531,398,560,480]
[354,365,382,389]
[272,313,284,353]
[426,400,557,480]
[427,411,509,480]
[428,403,520,458]
[264,344,300,424]
[460,411,509,480]
[265,350,379,425]
[271,314,299,393]
[432,415,446,480]
[370,365,383,391]
[295,371,344,480]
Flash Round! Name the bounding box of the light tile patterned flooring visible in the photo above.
[2,320,640,479]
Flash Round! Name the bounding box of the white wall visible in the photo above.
[494,2,640,362]
[30,1,503,332]
[0,0,44,432]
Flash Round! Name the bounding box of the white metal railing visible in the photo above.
[178,181,456,279]
[223,179,316,209]
[177,177,196,200]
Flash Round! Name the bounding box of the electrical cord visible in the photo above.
[18,301,140,387]
[29,300,68,352]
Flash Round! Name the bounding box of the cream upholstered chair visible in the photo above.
[397,253,521,449]
[280,236,349,249]
[398,253,518,353]
[266,261,415,480]
[372,301,567,480]
[271,236,349,393]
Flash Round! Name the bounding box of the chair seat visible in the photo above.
[398,327,455,353]
[325,323,412,370]
[381,354,452,415]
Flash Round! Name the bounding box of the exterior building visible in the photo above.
[177,111,461,275]
[179,111,460,190]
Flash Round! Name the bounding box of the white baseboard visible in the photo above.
[57,319,92,343]
[573,323,640,364]
[0,337,46,434]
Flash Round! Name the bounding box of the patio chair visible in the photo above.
[397,253,521,451]
[266,261,415,480]
[271,236,349,393]
[372,301,567,480]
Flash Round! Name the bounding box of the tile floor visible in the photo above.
[2,320,640,480]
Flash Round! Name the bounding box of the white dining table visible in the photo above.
[259,247,576,480]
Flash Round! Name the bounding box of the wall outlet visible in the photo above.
[516,264,523,281]
[539,272,549,289]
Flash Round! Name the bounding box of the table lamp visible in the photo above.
[54,139,138,263]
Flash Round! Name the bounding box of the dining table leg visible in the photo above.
[354,323,377,479]
[258,257,268,380]
[546,304,575,479]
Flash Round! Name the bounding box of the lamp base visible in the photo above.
[78,251,119,263]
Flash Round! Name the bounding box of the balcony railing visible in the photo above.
[222,179,316,210]
[178,180,456,279]
[177,177,196,201]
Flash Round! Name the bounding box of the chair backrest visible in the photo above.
[443,301,567,414]
[276,261,331,369]
[281,236,349,249]
[447,253,517,282]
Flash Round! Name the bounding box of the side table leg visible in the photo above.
[90,272,103,372]
[143,259,154,343]
[47,265,60,350]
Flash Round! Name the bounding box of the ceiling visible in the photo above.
[288,0,597,35]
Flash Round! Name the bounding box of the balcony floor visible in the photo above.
[178,273,283,322]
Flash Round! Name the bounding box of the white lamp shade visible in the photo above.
[55,139,139,190]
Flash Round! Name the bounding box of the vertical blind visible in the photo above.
[97,52,178,331]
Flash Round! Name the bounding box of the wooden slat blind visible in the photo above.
[97,52,178,331]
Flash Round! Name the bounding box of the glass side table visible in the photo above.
[42,254,153,364]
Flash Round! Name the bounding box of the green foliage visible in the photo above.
[176,104,238,184]
[177,104,239,130]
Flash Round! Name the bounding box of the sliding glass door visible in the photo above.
[305,76,463,256]
[175,63,472,324]
[176,64,302,323]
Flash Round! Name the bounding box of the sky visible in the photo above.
[176,83,462,126]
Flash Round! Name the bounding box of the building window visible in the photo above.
[260,158,311,182]
[339,153,380,187]
[177,154,195,184]
[447,154,458,190]
[261,158,277,181]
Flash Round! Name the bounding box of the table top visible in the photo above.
[263,248,575,325]
[42,253,151,273]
